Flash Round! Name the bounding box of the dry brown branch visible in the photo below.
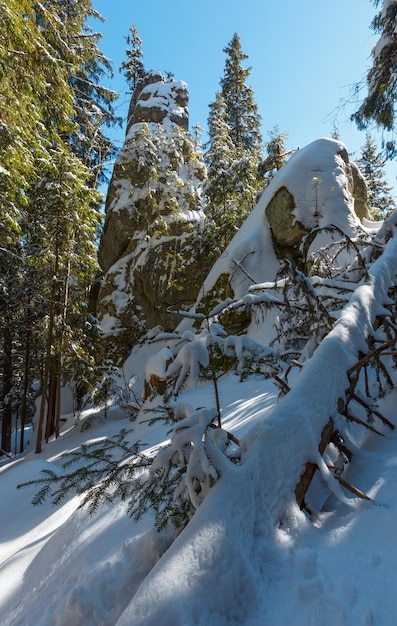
[344,412,385,437]
[347,336,397,376]
[295,418,334,509]
[351,393,394,430]
[327,466,371,501]
[272,374,291,394]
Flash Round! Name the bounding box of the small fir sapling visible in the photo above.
[149,405,233,514]
[312,176,322,217]
[165,333,210,395]
[223,334,279,380]
[20,312,281,532]
[18,400,239,532]
[149,309,283,423]
[88,365,141,424]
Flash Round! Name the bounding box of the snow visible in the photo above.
[98,312,122,335]
[115,229,397,626]
[137,79,188,120]
[3,139,397,625]
[144,347,174,381]
[3,231,397,624]
[199,138,365,301]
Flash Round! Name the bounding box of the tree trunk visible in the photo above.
[45,357,59,442]
[36,266,58,453]
[20,320,32,453]
[1,324,13,454]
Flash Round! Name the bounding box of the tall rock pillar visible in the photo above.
[96,71,208,363]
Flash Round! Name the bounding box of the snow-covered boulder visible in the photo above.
[199,138,371,306]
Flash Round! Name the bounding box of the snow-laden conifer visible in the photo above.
[352,0,397,157]
[357,132,397,218]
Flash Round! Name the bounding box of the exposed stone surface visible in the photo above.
[96,123,372,364]
[263,144,370,263]
[126,70,189,133]
[96,71,208,363]
[350,161,370,220]
[98,235,208,361]
[265,186,309,261]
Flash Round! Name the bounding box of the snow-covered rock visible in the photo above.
[129,70,189,131]
[95,71,208,362]
[199,138,370,305]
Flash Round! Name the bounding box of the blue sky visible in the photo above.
[92,0,395,190]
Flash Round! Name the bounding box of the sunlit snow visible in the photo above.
[2,138,397,626]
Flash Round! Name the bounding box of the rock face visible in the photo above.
[198,138,371,308]
[129,72,189,130]
[96,71,208,362]
[96,123,371,364]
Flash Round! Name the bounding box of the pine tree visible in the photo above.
[352,0,397,157]
[204,93,240,255]
[119,24,145,92]
[220,33,262,153]
[357,132,397,218]
[260,126,290,185]
[0,1,113,454]
[204,35,264,258]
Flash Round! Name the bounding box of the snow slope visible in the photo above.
[2,139,397,625]
[1,229,397,625]
[0,376,277,626]
[115,223,397,626]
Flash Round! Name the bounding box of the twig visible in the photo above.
[351,393,394,430]
[345,412,385,437]
[327,466,371,501]
[229,251,256,284]
[0,448,13,459]
[208,423,240,446]
[272,374,291,394]
[347,336,397,375]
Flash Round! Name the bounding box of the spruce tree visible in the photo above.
[357,132,396,218]
[261,126,290,185]
[204,93,240,255]
[0,0,70,453]
[205,93,236,206]
[28,147,101,450]
[220,33,262,153]
[352,0,397,157]
[0,1,114,454]
[119,24,145,92]
[204,34,263,258]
